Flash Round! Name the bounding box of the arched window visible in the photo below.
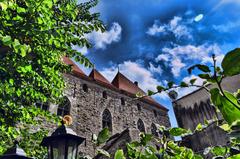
[82,84,88,92]
[121,97,125,105]
[35,102,49,111]
[102,91,107,99]
[137,119,145,133]
[102,109,112,132]
[57,97,71,117]
[137,103,141,111]
[151,123,158,137]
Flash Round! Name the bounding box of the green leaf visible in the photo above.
[195,123,203,131]
[97,128,110,145]
[190,78,197,85]
[9,79,14,85]
[167,81,174,88]
[140,133,153,146]
[97,149,110,158]
[198,74,211,80]
[0,2,8,10]
[222,48,240,76]
[114,149,126,159]
[219,124,231,132]
[169,127,189,136]
[147,90,154,96]
[180,82,188,87]
[188,64,211,74]
[210,88,240,125]
[17,7,26,13]
[227,154,240,159]
[211,146,228,156]
[2,35,12,45]
[156,85,165,92]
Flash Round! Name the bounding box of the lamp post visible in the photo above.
[41,117,85,159]
[0,141,33,159]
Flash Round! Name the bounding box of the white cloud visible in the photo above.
[194,14,204,22]
[149,62,163,74]
[176,75,205,98]
[162,44,221,61]
[171,58,186,77]
[155,43,222,77]
[147,16,192,39]
[213,21,240,32]
[155,54,170,62]
[182,74,204,86]
[169,16,192,39]
[202,54,224,66]
[100,66,118,82]
[72,46,88,55]
[146,22,166,36]
[86,22,122,49]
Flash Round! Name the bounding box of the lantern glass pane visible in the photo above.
[67,139,78,159]
[51,140,66,159]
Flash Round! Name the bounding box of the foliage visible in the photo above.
[0,0,104,158]
[116,48,240,159]
[91,128,111,158]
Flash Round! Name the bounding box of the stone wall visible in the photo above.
[173,74,240,153]
[173,74,240,130]
[47,73,170,156]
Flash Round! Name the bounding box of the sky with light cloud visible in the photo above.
[77,0,240,128]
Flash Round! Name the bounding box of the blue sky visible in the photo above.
[77,0,240,128]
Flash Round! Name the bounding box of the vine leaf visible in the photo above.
[222,48,240,76]
[188,64,210,74]
[97,128,110,146]
[114,149,126,159]
[190,78,197,85]
[169,127,190,137]
[210,88,240,125]
[97,149,110,158]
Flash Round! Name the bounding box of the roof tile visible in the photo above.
[62,57,86,76]
[89,69,111,84]
[112,72,167,111]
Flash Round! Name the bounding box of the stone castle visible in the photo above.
[41,57,170,156]
[173,74,240,154]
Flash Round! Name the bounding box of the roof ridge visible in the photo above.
[89,68,111,84]
[62,57,86,76]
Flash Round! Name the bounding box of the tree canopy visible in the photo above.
[0,0,104,157]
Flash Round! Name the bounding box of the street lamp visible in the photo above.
[0,141,33,159]
[41,117,85,159]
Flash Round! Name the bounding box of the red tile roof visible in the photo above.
[62,57,167,111]
[62,57,86,76]
[111,72,168,111]
[89,69,111,85]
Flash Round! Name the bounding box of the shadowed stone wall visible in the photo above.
[173,74,240,153]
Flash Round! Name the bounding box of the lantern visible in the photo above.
[41,121,85,159]
[0,141,33,159]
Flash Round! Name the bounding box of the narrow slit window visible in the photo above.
[103,91,107,99]
[151,123,158,137]
[57,97,71,117]
[83,84,88,92]
[137,103,141,111]
[121,97,125,105]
